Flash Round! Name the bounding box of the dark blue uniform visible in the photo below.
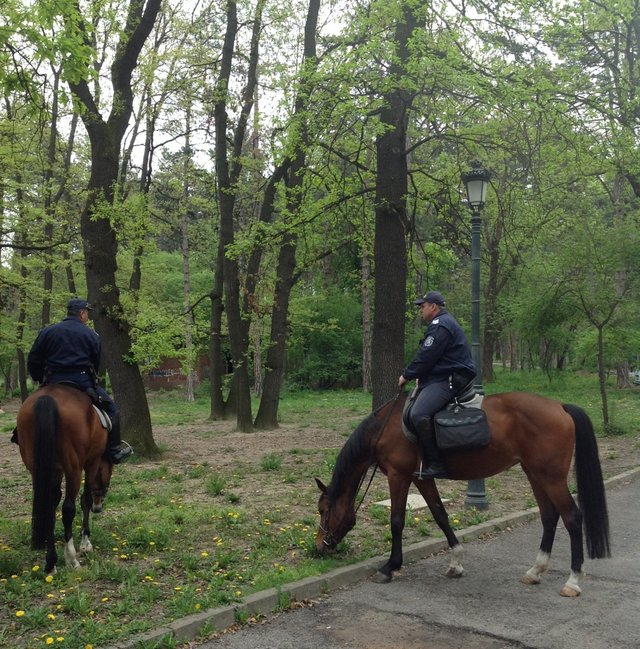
[28,316,117,421]
[403,309,475,426]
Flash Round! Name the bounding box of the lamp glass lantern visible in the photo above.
[462,161,491,209]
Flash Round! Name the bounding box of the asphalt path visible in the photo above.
[194,472,640,649]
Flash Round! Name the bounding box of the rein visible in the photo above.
[321,389,403,546]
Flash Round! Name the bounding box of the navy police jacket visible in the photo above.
[27,316,101,385]
[402,309,476,386]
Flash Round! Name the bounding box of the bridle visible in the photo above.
[319,390,403,548]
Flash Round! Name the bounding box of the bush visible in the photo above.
[286,290,363,390]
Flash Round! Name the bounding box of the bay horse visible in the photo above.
[315,390,610,597]
[16,384,113,574]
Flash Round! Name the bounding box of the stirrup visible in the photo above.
[413,461,447,480]
[110,441,133,464]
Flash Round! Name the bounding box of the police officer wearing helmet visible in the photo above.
[26,298,132,464]
[398,291,475,479]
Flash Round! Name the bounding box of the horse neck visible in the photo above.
[328,413,382,508]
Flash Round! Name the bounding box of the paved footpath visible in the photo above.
[112,469,640,649]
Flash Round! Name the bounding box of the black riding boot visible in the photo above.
[107,413,133,464]
[413,418,447,479]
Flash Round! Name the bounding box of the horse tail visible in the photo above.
[31,395,58,550]
[563,403,611,559]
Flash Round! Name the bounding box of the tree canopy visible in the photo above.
[1,0,639,439]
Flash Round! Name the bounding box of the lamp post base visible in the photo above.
[465,478,489,510]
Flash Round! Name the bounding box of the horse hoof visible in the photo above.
[521,574,541,586]
[559,585,581,597]
[372,571,392,584]
[446,567,464,578]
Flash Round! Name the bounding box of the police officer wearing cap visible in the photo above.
[26,298,132,464]
[398,291,475,479]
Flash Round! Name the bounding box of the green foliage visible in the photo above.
[287,289,363,390]
[260,453,282,471]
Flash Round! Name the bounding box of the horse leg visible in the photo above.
[414,478,464,577]
[372,475,411,583]
[555,490,584,597]
[525,473,584,596]
[43,493,59,574]
[521,475,559,586]
[79,485,93,554]
[61,477,81,569]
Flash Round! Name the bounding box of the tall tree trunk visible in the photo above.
[66,0,162,455]
[254,0,320,429]
[596,325,609,426]
[371,4,418,408]
[209,247,227,420]
[213,0,264,431]
[215,0,252,431]
[616,361,631,388]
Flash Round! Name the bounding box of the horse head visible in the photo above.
[314,478,356,553]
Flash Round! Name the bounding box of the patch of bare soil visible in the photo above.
[2,397,639,534]
[154,416,640,519]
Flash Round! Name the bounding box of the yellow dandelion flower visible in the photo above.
[101,597,109,602]
[32,565,40,572]
[201,551,208,557]
[48,613,56,620]
[45,575,54,583]
[194,603,201,610]
[85,645,93,649]
[16,610,25,617]
[46,638,54,645]
[56,637,64,643]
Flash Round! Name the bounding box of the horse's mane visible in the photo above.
[327,413,380,503]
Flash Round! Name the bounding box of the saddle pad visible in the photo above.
[93,406,112,432]
[433,406,490,451]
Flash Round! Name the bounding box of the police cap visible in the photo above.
[413,291,446,307]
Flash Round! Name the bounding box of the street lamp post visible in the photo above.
[461,160,491,510]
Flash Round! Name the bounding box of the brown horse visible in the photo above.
[16,384,113,574]
[315,390,610,597]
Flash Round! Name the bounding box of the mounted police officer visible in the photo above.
[398,291,475,479]
[25,298,132,464]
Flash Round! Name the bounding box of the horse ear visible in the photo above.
[315,477,328,494]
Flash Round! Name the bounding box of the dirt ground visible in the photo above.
[3,396,639,526]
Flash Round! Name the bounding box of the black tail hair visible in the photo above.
[563,403,611,559]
